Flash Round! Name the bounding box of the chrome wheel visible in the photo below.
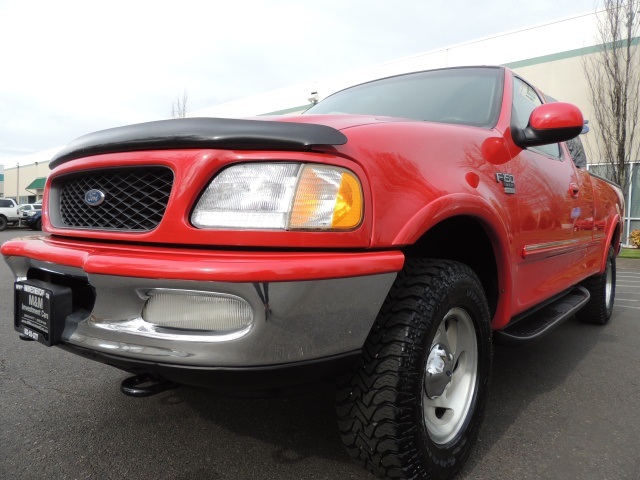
[423,307,478,445]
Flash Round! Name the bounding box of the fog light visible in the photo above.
[142,290,253,332]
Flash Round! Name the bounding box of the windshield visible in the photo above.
[306,67,503,128]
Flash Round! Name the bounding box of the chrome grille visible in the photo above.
[58,167,173,231]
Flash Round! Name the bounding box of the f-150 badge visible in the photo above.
[495,173,515,194]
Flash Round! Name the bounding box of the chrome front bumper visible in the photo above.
[5,255,397,368]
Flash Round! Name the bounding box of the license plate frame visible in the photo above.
[14,280,72,347]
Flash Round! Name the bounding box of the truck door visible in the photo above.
[565,135,599,270]
[509,77,589,314]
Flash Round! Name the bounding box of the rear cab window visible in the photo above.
[566,135,588,168]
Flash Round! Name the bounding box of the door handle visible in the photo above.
[569,182,580,199]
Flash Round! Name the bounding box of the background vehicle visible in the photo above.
[18,203,42,228]
[23,210,42,230]
[1,66,624,480]
[0,198,20,231]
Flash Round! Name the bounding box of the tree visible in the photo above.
[583,0,640,190]
[171,89,189,118]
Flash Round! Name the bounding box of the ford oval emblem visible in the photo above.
[84,189,106,206]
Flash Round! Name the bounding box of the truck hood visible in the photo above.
[264,113,408,131]
[49,115,409,169]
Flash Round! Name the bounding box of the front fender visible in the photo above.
[392,193,515,330]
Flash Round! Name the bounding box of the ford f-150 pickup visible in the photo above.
[2,66,625,480]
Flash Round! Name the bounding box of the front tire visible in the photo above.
[577,246,616,325]
[336,259,492,479]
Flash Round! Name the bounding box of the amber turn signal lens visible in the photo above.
[332,171,362,228]
[289,165,363,230]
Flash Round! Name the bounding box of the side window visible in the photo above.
[566,135,588,168]
[512,77,561,159]
[0,199,12,208]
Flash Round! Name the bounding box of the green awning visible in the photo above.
[26,177,46,190]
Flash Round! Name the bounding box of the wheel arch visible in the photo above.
[396,197,513,330]
[603,214,622,271]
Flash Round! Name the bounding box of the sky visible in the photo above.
[0,0,601,168]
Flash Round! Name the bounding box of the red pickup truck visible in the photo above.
[2,66,624,480]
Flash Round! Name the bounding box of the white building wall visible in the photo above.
[3,162,49,203]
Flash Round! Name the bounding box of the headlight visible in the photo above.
[26,211,38,217]
[192,163,363,230]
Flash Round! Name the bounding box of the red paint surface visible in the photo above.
[529,102,583,130]
[1,236,404,282]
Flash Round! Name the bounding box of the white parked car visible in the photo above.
[0,198,20,230]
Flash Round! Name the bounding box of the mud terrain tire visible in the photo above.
[336,259,492,479]
[577,246,616,325]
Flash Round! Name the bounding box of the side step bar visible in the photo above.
[495,286,590,346]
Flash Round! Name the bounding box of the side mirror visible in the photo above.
[512,102,583,148]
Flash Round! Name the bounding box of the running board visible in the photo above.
[495,286,590,345]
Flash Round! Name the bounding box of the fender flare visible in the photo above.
[601,213,623,272]
[392,193,514,330]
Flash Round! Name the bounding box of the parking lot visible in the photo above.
[0,227,639,480]
[616,265,640,313]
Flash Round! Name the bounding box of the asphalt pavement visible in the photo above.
[1,228,639,480]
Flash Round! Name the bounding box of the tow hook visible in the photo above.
[120,373,180,397]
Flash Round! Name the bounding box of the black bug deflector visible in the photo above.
[50,117,348,168]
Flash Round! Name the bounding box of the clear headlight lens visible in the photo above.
[192,163,299,229]
[192,163,363,230]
